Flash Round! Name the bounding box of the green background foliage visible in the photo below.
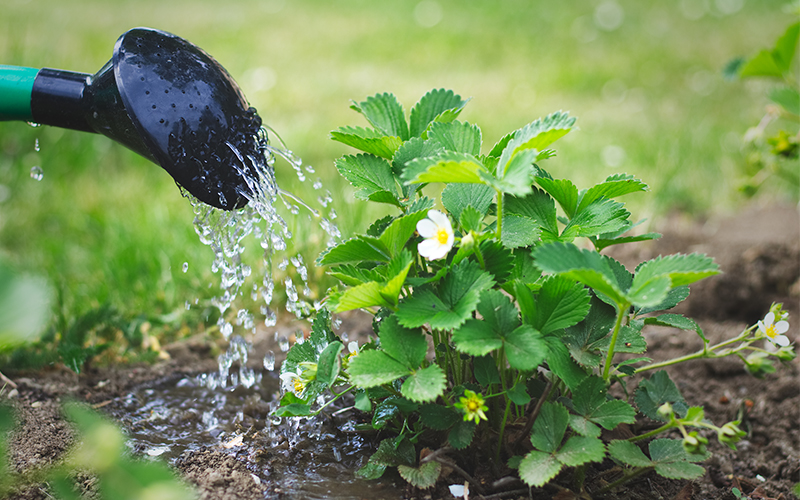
[0,0,791,359]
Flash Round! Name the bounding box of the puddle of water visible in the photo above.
[112,373,404,500]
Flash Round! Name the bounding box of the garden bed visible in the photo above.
[3,204,798,500]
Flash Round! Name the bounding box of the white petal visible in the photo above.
[417,219,438,238]
[418,239,449,260]
[427,209,450,227]
[764,312,776,325]
[757,320,767,334]
[774,335,790,347]
[448,484,465,498]
[348,341,359,354]
[775,321,790,334]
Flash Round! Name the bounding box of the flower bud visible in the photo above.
[774,346,796,362]
[682,431,708,455]
[744,352,776,378]
[657,403,674,421]
[718,421,746,450]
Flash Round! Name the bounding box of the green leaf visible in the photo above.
[398,461,442,489]
[739,49,784,78]
[555,435,606,467]
[627,275,671,309]
[634,371,688,421]
[403,152,490,185]
[409,89,469,138]
[595,324,647,354]
[274,403,313,417]
[354,390,372,412]
[392,138,442,197]
[530,402,569,454]
[348,350,410,388]
[497,111,576,178]
[452,319,503,356]
[768,86,800,115]
[330,281,393,312]
[379,210,429,257]
[380,251,415,306]
[533,243,628,307]
[545,337,589,391]
[402,364,447,402]
[356,461,387,480]
[335,154,399,205]
[562,198,630,240]
[459,205,483,233]
[442,183,495,219]
[507,382,532,406]
[379,316,427,369]
[636,285,690,315]
[419,403,461,430]
[649,439,707,479]
[448,420,476,450]
[351,92,409,140]
[479,240,515,284]
[536,177,578,218]
[595,232,661,252]
[370,437,416,467]
[318,236,391,266]
[501,214,542,249]
[577,174,648,213]
[589,400,637,431]
[518,451,563,487]
[427,120,482,155]
[473,355,501,386]
[371,397,401,429]
[397,260,495,330]
[531,276,591,335]
[608,440,653,467]
[505,188,559,239]
[504,325,547,371]
[316,341,344,388]
[772,22,800,73]
[330,126,404,159]
[644,313,705,343]
[328,264,382,286]
[633,253,719,289]
[493,149,540,196]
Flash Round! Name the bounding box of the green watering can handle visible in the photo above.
[0,65,39,122]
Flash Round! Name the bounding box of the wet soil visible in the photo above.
[2,204,799,500]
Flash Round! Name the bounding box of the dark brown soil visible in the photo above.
[1,204,798,500]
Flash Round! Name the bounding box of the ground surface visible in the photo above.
[2,204,799,500]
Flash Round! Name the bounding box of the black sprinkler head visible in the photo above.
[25,28,263,210]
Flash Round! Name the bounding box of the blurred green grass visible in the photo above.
[0,0,793,361]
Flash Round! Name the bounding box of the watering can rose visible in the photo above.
[416,209,454,260]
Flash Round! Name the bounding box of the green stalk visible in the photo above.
[602,304,628,382]
[628,421,676,442]
[495,190,504,239]
[496,395,512,463]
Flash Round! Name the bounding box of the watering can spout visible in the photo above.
[0,28,264,210]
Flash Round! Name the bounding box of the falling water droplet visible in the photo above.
[26,122,42,128]
[34,138,40,152]
[183,262,189,273]
[278,335,290,352]
[30,166,43,181]
[263,351,275,371]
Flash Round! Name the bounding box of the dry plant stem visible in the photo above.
[518,380,554,448]
[434,457,487,496]
[0,371,17,389]
[594,466,653,496]
[480,489,532,499]
[420,446,453,464]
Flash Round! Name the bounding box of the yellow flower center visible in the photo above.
[467,399,480,412]
[765,324,777,339]
[436,228,450,244]
[293,379,305,393]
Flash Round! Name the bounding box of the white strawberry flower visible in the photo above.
[416,209,454,261]
[758,311,790,347]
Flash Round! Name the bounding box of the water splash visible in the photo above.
[182,126,340,389]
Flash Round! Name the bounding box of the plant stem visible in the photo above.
[602,305,628,382]
[496,395,512,463]
[594,466,653,495]
[634,326,756,375]
[495,190,504,239]
[628,421,676,442]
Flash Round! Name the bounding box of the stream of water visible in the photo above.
[112,126,402,498]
